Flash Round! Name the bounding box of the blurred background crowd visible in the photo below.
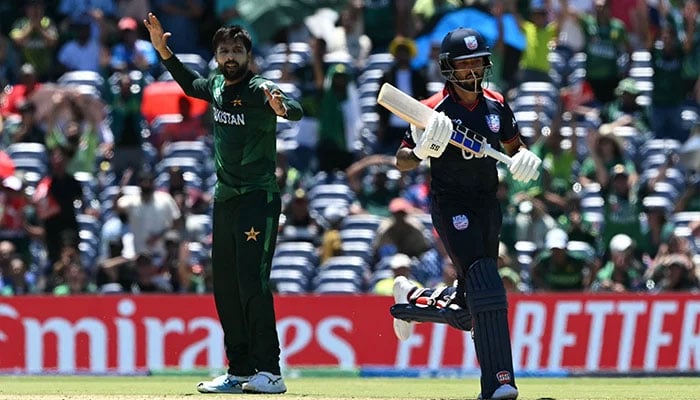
[0,0,699,297]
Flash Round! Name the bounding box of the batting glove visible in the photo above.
[509,148,541,182]
[412,112,453,160]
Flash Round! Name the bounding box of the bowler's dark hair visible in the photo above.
[212,26,252,53]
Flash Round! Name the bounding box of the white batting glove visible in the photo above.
[412,112,453,160]
[509,148,541,182]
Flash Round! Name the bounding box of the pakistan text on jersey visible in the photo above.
[213,107,246,125]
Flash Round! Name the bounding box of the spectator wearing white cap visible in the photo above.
[531,228,592,291]
[372,253,423,296]
[590,233,645,292]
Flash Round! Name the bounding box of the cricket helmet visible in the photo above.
[439,28,492,92]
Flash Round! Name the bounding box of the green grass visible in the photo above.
[0,376,699,399]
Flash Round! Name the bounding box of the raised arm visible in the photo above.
[143,13,211,101]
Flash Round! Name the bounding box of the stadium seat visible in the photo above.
[274,241,319,266]
[341,214,384,231]
[364,53,394,72]
[5,142,48,165]
[339,228,375,245]
[57,70,105,91]
[271,255,316,278]
[270,268,310,293]
[314,281,363,294]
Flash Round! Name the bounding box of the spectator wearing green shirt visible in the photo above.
[601,163,644,252]
[599,78,652,135]
[529,123,578,218]
[579,128,637,188]
[649,23,689,142]
[531,228,592,291]
[9,0,58,81]
[590,233,646,292]
[579,0,631,103]
[639,196,676,260]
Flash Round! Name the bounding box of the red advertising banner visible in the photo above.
[0,294,698,374]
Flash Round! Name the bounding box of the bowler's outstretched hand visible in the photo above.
[263,85,287,116]
[144,13,171,55]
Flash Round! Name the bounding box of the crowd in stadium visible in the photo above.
[0,0,698,296]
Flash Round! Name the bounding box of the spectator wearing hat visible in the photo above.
[372,197,431,260]
[377,36,428,154]
[595,78,652,134]
[110,16,159,75]
[591,233,646,292]
[531,228,592,291]
[9,0,58,81]
[373,253,423,295]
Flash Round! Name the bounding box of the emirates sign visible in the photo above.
[0,294,698,374]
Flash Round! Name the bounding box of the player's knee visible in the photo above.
[466,258,508,312]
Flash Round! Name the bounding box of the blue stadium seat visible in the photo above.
[5,142,48,165]
[274,241,319,266]
[341,213,384,231]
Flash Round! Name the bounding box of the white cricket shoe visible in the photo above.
[196,373,251,393]
[478,384,519,400]
[242,371,287,394]
[392,276,416,341]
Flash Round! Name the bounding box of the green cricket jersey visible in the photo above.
[162,56,303,201]
[580,14,627,80]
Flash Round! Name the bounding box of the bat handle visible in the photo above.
[485,146,540,180]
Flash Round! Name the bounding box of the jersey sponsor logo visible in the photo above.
[452,214,469,230]
[485,114,500,133]
[464,35,478,50]
[213,107,245,125]
[496,370,511,384]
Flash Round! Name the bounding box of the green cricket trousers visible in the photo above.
[211,190,282,376]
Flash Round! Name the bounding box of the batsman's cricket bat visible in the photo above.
[377,83,513,166]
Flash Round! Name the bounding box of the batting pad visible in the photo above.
[466,258,516,398]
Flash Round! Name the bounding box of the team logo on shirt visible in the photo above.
[452,214,469,230]
[485,114,500,133]
[464,36,478,50]
[231,99,243,106]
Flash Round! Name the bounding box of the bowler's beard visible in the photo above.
[220,61,248,82]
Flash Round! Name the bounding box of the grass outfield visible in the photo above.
[0,376,699,400]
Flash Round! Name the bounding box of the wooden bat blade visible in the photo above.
[377,83,434,130]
